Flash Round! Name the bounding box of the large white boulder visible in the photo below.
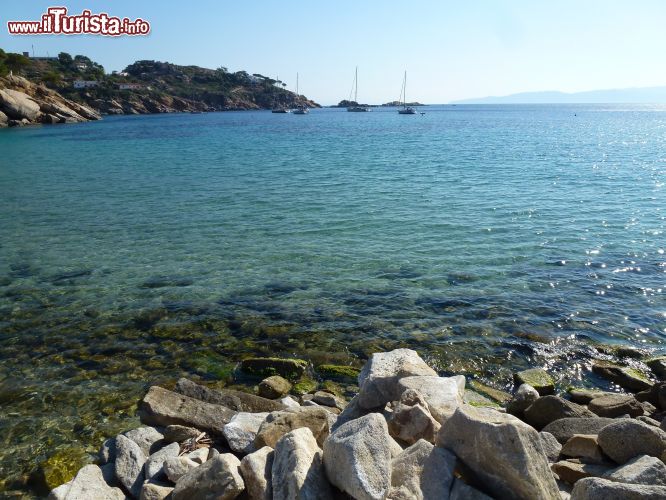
[171,453,244,500]
[397,375,465,424]
[389,439,456,500]
[240,446,274,500]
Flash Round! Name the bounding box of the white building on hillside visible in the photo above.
[73,80,99,88]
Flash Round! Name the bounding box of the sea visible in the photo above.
[0,104,664,495]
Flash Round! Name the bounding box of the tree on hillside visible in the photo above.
[5,53,30,74]
[0,49,7,76]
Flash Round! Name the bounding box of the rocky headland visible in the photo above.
[46,349,666,499]
[0,74,100,127]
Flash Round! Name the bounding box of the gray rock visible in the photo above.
[0,110,8,127]
[568,389,616,405]
[597,419,666,464]
[223,412,269,454]
[124,426,165,456]
[387,389,440,444]
[591,362,653,393]
[254,406,331,448]
[514,368,555,395]
[280,396,300,408]
[588,394,643,418]
[542,417,617,444]
[507,383,540,416]
[523,396,596,430]
[0,89,41,121]
[163,456,199,483]
[449,478,493,500]
[114,434,146,499]
[539,431,563,462]
[138,385,235,436]
[163,425,201,443]
[323,413,392,500]
[560,435,605,464]
[272,427,332,500]
[258,376,292,399]
[396,375,465,424]
[100,462,118,488]
[357,348,437,409]
[330,394,372,432]
[312,391,347,410]
[637,415,661,427]
[185,447,210,464]
[171,453,244,500]
[144,442,180,481]
[647,357,666,379]
[99,437,116,465]
[437,405,561,500]
[552,460,613,485]
[570,477,666,499]
[240,357,308,380]
[140,482,173,500]
[47,465,125,500]
[175,377,285,412]
[240,446,274,500]
[604,454,666,486]
[389,439,456,500]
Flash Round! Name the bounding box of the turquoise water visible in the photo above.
[0,105,665,493]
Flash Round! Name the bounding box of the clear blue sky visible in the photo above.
[2,0,666,104]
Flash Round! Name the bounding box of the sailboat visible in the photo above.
[398,71,416,114]
[293,73,309,114]
[347,67,369,112]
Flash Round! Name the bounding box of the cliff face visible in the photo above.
[0,74,100,127]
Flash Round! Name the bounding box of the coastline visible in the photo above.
[41,349,666,499]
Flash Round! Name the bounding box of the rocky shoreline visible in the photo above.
[47,349,666,500]
[0,75,100,127]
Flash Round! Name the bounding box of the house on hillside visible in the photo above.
[73,80,99,89]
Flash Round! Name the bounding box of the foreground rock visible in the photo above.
[114,434,146,499]
[48,465,124,500]
[604,454,666,486]
[437,405,561,500]
[254,407,331,448]
[324,413,392,500]
[541,417,616,445]
[597,419,666,464]
[396,375,465,424]
[506,383,540,417]
[272,427,331,499]
[587,394,643,418]
[523,396,595,430]
[571,477,666,499]
[389,439,455,500]
[357,349,437,409]
[240,446,274,500]
[138,385,235,435]
[0,75,100,127]
[172,453,244,500]
[223,412,269,454]
[388,389,440,444]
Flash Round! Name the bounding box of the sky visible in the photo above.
[1,1,666,105]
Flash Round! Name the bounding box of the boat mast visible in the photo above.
[403,71,407,108]
[296,72,299,95]
[355,66,358,104]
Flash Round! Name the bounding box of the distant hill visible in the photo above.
[1,49,318,115]
[452,86,666,104]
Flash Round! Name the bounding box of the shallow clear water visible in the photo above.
[0,105,665,494]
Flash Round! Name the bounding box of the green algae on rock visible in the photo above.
[591,361,653,392]
[32,446,91,494]
[316,364,361,383]
[239,357,308,381]
[513,368,555,395]
[468,380,512,404]
[291,377,318,396]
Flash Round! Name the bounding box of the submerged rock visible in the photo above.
[323,413,392,500]
[647,357,666,379]
[591,362,653,392]
[437,405,560,500]
[138,385,235,436]
[171,453,244,500]
[240,357,308,381]
[389,439,456,500]
[357,348,437,409]
[513,368,555,395]
[240,446,274,500]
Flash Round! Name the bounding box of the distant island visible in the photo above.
[330,100,375,108]
[381,101,424,107]
[0,48,319,119]
[452,86,666,104]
